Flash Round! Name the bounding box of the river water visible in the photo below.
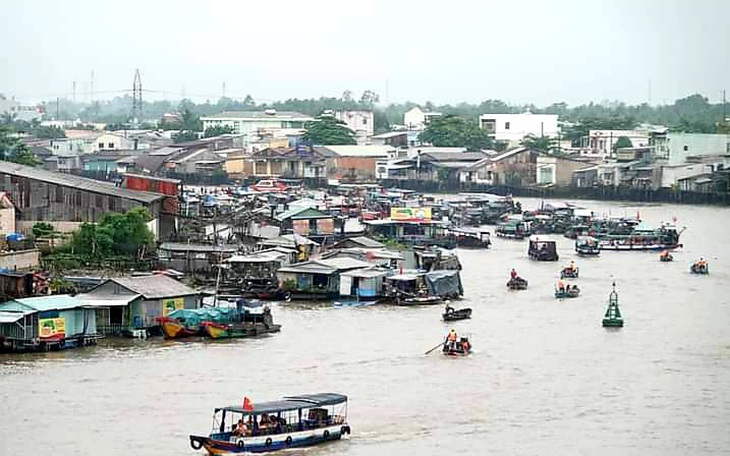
[2,198,729,456]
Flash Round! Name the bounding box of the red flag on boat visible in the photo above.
[243,397,254,411]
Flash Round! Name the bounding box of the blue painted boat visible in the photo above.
[189,393,350,454]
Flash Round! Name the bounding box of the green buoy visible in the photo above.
[602,281,623,328]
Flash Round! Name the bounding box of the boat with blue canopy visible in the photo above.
[189,393,350,454]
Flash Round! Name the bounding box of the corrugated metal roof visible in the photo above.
[3,295,85,312]
[0,162,163,204]
[159,243,238,253]
[336,236,385,248]
[341,268,389,278]
[0,310,32,323]
[277,261,336,275]
[320,145,395,157]
[201,111,313,120]
[79,295,140,308]
[317,257,372,271]
[108,275,198,299]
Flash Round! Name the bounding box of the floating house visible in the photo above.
[258,234,320,261]
[0,295,102,352]
[276,257,372,300]
[363,217,455,249]
[276,206,337,242]
[158,242,238,273]
[332,236,385,250]
[339,268,390,300]
[81,275,200,335]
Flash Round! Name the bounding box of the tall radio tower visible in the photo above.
[131,69,142,124]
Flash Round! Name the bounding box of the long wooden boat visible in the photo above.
[575,236,600,256]
[203,321,281,339]
[189,393,350,454]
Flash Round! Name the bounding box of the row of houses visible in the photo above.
[0,274,199,351]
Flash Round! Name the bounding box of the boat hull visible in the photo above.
[560,269,579,279]
[555,289,580,299]
[442,308,472,321]
[160,320,200,339]
[507,278,528,290]
[599,242,682,252]
[690,264,709,274]
[191,424,349,454]
[203,323,282,339]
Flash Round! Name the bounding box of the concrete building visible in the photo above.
[201,111,314,146]
[661,133,730,164]
[92,133,138,152]
[332,110,374,145]
[317,145,395,180]
[370,131,408,147]
[0,193,15,235]
[459,147,539,187]
[478,113,559,146]
[582,130,651,160]
[536,155,598,186]
[50,135,99,156]
[403,107,442,130]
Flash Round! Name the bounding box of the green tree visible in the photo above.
[0,127,42,166]
[172,130,199,143]
[204,125,234,138]
[69,207,154,259]
[521,134,558,152]
[301,115,357,145]
[613,136,633,152]
[32,222,56,238]
[418,115,493,151]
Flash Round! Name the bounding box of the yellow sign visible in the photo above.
[162,298,185,316]
[390,207,432,222]
[39,317,66,340]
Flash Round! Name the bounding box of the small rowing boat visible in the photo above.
[442,307,472,321]
[442,337,472,357]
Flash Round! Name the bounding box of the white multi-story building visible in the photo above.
[582,130,651,160]
[478,112,559,146]
[403,107,442,130]
[201,110,314,145]
[332,110,374,145]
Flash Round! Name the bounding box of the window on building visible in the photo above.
[362,118,368,125]
[98,142,104,149]
[108,142,114,149]
[683,145,689,151]
[505,122,510,130]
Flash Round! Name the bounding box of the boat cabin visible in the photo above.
[527,236,559,261]
[190,393,349,454]
[575,236,601,255]
[339,268,389,300]
[225,251,291,295]
[496,220,528,239]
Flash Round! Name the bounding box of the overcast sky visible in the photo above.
[2,0,728,107]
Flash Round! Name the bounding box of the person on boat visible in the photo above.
[557,278,566,292]
[660,250,670,259]
[460,337,470,352]
[446,329,458,350]
[445,303,454,314]
[233,419,248,437]
[697,257,707,270]
[510,268,518,279]
[566,260,576,272]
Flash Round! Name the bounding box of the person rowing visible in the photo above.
[510,268,518,279]
[444,303,454,314]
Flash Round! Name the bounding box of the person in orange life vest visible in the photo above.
[510,268,518,279]
[557,278,566,291]
[447,329,458,349]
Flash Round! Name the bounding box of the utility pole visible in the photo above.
[222,81,226,99]
[56,98,60,120]
[90,70,95,104]
[73,81,76,103]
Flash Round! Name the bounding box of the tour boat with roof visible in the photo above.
[189,393,350,454]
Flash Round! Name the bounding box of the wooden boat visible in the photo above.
[659,254,673,262]
[597,222,684,252]
[507,277,528,290]
[560,266,579,279]
[602,282,623,327]
[555,286,580,299]
[189,393,350,454]
[575,236,600,256]
[203,307,281,339]
[442,308,472,321]
[690,262,709,274]
[442,337,471,357]
[528,236,559,261]
[398,295,442,306]
[158,317,201,339]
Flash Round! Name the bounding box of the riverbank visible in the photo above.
[377,179,730,205]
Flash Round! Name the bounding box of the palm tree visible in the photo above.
[521,134,558,153]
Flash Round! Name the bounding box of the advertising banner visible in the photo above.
[163,298,185,316]
[390,207,432,222]
[39,317,66,340]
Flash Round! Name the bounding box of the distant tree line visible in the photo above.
[38,91,729,136]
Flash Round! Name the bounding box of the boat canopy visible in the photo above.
[386,273,419,281]
[424,270,463,297]
[216,393,348,415]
